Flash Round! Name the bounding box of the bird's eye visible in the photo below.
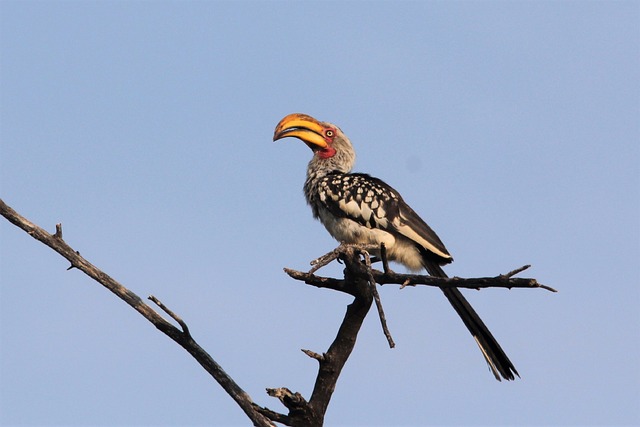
[325,130,334,138]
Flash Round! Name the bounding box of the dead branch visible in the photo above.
[0,198,384,426]
[255,245,375,426]
[374,267,557,292]
[0,198,274,427]
[2,197,553,427]
[285,261,556,294]
[266,242,552,425]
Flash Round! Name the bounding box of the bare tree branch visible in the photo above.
[0,198,274,427]
[1,198,384,426]
[2,197,553,426]
[285,262,556,294]
[307,246,373,425]
[255,245,376,426]
[374,267,557,293]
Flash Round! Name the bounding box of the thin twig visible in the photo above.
[301,349,325,362]
[500,264,531,278]
[362,250,395,348]
[534,283,557,293]
[54,223,63,239]
[309,247,341,274]
[148,295,191,338]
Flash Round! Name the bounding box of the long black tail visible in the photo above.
[423,260,519,381]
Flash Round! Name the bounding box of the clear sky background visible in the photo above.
[1,1,638,426]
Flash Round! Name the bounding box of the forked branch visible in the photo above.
[285,243,556,293]
[0,199,387,427]
[0,198,274,427]
[1,198,553,427]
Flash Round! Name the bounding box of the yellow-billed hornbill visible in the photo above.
[273,113,518,381]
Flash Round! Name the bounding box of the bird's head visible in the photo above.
[273,113,356,174]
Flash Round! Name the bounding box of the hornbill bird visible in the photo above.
[273,113,519,381]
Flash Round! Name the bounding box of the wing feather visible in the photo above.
[316,172,452,262]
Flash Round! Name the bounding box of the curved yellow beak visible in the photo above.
[273,113,328,149]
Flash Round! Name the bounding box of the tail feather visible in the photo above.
[424,260,519,381]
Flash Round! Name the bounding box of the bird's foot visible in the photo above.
[309,243,380,274]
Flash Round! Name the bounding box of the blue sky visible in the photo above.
[1,1,638,426]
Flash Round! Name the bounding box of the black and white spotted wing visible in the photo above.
[315,172,452,261]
